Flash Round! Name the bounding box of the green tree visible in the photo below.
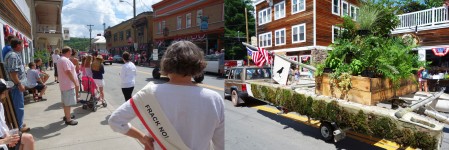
[397,0,444,14]
[63,37,90,51]
[224,0,255,60]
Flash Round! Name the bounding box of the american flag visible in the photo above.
[246,46,272,67]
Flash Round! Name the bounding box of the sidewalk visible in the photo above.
[23,69,143,150]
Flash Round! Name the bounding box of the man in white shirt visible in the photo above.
[120,52,136,101]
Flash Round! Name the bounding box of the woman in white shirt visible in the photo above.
[51,49,61,83]
[109,41,224,150]
[120,52,136,101]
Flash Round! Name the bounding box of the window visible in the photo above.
[332,0,340,15]
[258,32,272,48]
[275,28,286,46]
[292,23,306,43]
[114,33,117,41]
[332,25,341,43]
[197,10,203,26]
[186,13,191,28]
[341,1,348,16]
[258,8,271,25]
[157,22,162,34]
[162,21,166,30]
[292,0,305,14]
[177,16,182,30]
[119,31,124,41]
[350,5,358,20]
[274,1,285,20]
[126,29,131,38]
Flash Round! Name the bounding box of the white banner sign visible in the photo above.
[153,49,158,61]
[63,27,70,41]
[272,55,291,85]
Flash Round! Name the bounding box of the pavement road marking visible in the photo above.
[252,105,415,150]
[112,66,224,91]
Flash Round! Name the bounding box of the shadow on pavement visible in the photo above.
[256,110,384,150]
[30,121,66,140]
[100,115,111,125]
[145,78,169,84]
[44,102,63,111]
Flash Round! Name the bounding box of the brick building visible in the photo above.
[104,11,153,56]
[255,0,359,73]
[152,0,225,57]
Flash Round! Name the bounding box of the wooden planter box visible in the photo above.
[316,73,418,105]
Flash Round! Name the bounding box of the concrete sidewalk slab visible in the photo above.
[23,70,143,150]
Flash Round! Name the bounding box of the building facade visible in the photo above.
[104,11,153,57]
[255,0,359,72]
[0,0,36,64]
[152,0,225,58]
[31,0,64,57]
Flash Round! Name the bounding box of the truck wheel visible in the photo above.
[231,90,241,107]
[152,68,161,79]
[320,122,334,142]
[193,74,204,83]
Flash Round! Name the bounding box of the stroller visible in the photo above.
[81,76,107,112]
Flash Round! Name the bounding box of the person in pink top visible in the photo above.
[56,46,79,126]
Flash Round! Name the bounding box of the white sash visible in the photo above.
[130,83,190,150]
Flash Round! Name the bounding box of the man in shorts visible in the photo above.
[57,46,79,125]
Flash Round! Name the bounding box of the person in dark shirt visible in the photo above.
[91,56,105,103]
[2,35,15,61]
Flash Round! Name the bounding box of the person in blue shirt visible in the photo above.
[2,36,15,61]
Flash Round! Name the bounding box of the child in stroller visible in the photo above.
[81,76,107,112]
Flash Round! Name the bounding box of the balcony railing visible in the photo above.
[36,24,61,34]
[396,6,449,30]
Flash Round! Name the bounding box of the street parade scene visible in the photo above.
[0,0,449,150]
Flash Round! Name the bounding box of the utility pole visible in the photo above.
[103,23,106,31]
[87,24,94,53]
[245,7,249,44]
[133,0,137,53]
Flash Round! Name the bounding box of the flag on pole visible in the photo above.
[257,47,272,65]
[246,46,273,67]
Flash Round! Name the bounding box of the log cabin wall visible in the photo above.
[396,28,449,46]
[255,0,360,52]
[316,0,359,46]
[256,0,314,51]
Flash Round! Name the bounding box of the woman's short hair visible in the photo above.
[160,41,206,77]
[91,56,103,71]
[122,52,130,61]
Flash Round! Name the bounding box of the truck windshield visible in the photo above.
[246,68,271,80]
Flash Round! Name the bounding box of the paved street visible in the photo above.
[103,63,387,150]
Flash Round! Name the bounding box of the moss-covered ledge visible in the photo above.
[249,82,440,150]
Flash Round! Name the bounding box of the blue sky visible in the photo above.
[62,0,161,38]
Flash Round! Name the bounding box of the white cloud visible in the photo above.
[62,0,161,38]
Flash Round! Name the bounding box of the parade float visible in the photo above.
[238,2,448,150]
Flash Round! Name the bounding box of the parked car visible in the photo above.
[99,50,113,65]
[224,66,272,106]
[113,55,123,63]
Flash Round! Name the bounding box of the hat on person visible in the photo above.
[0,78,13,93]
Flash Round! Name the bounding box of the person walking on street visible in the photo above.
[0,79,35,150]
[120,52,136,101]
[2,35,15,60]
[49,51,54,70]
[91,56,105,103]
[57,46,79,126]
[52,49,61,83]
[109,41,224,150]
[4,38,30,132]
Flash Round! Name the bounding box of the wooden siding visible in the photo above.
[402,28,449,46]
[256,0,360,50]
[153,2,224,40]
[256,0,314,50]
[0,0,31,38]
[316,0,359,46]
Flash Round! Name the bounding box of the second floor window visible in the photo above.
[120,31,124,41]
[126,29,131,38]
[275,28,286,46]
[186,13,192,28]
[114,33,117,41]
[274,1,285,20]
[342,1,349,16]
[157,22,162,34]
[177,16,182,30]
[350,5,358,20]
[258,8,271,25]
[292,0,305,14]
[162,21,166,30]
[259,32,272,48]
[332,0,340,15]
[197,10,203,26]
[292,23,306,43]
